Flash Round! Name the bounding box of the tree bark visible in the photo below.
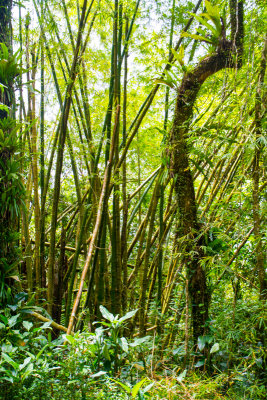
[0,0,12,46]
[170,0,243,343]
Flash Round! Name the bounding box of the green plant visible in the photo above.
[0,293,55,398]
[94,305,139,373]
[64,306,150,376]
[0,43,21,87]
[110,377,154,399]
[181,0,224,46]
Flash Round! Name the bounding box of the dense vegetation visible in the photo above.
[0,0,266,398]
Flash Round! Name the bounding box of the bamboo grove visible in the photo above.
[0,0,266,368]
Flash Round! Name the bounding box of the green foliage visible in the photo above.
[68,306,146,375]
[0,293,53,397]
[0,116,24,305]
[0,43,21,86]
[0,43,24,307]
[181,0,223,46]
[110,377,154,399]
[0,305,152,399]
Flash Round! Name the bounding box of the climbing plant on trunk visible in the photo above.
[0,0,24,304]
[169,0,244,343]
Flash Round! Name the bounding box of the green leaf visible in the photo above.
[205,1,220,18]
[210,342,220,354]
[21,363,34,381]
[205,0,221,31]
[142,382,154,394]
[197,336,206,351]
[8,315,19,328]
[23,321,33,331]
[118,309,138,323]
[2,353,19,369]
[102,344,110,360]
[189,13,218,36]
[40,321,52,330]
[132,378,148,398]
[63,334,75,345]
[130,336,150,347]
[91,371,107,378]
[181,31,213,44]
[119,337,129,352]
[195,360,205,368]
[154,78,175,89]
[99,305,115,322]
[36,343,50,360]
[19,356,32,371]
[109,378,131,393]
[177,369,187,382]
[171,46,185,66]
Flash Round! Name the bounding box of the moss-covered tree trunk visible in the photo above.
[0,0,12,119]
[0,0,12,44]
[170,0,243,343]
[0,0,24,304]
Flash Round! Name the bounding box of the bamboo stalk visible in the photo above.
[66,105,121,335]
[31,311,73,334]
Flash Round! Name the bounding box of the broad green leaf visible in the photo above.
[189,13,218,36]
[195,360,205,368]
[0,315,8,324]
[2,353,19,369]
[119,337,129,352]
[177,369,187,382]
[109,378,131,393]
[130,336,150,347]
[23,321,33,331]
[154,78,175,89]
[40,321,52,330]
[63,334,75,345]
[118,309,138,323]
[21,363,34,381]
[205,0,221,31]
[19,357,32,371]
[102,344,110,360]
[210,342,220,354]
[171,46,185,66]
[181,31,213,44]
[132,378,148,398]
[197,336,206,351]
[91,371,107,378]
[8,315,19,328]
[99,305,115,322]
[205,0,220,18]
[36,343,50,360]
[142,381,154,393]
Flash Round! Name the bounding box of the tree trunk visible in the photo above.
[169,0,243,343]
[0,0,12,46]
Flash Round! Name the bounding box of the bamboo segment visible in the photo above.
[66,106,120,335]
